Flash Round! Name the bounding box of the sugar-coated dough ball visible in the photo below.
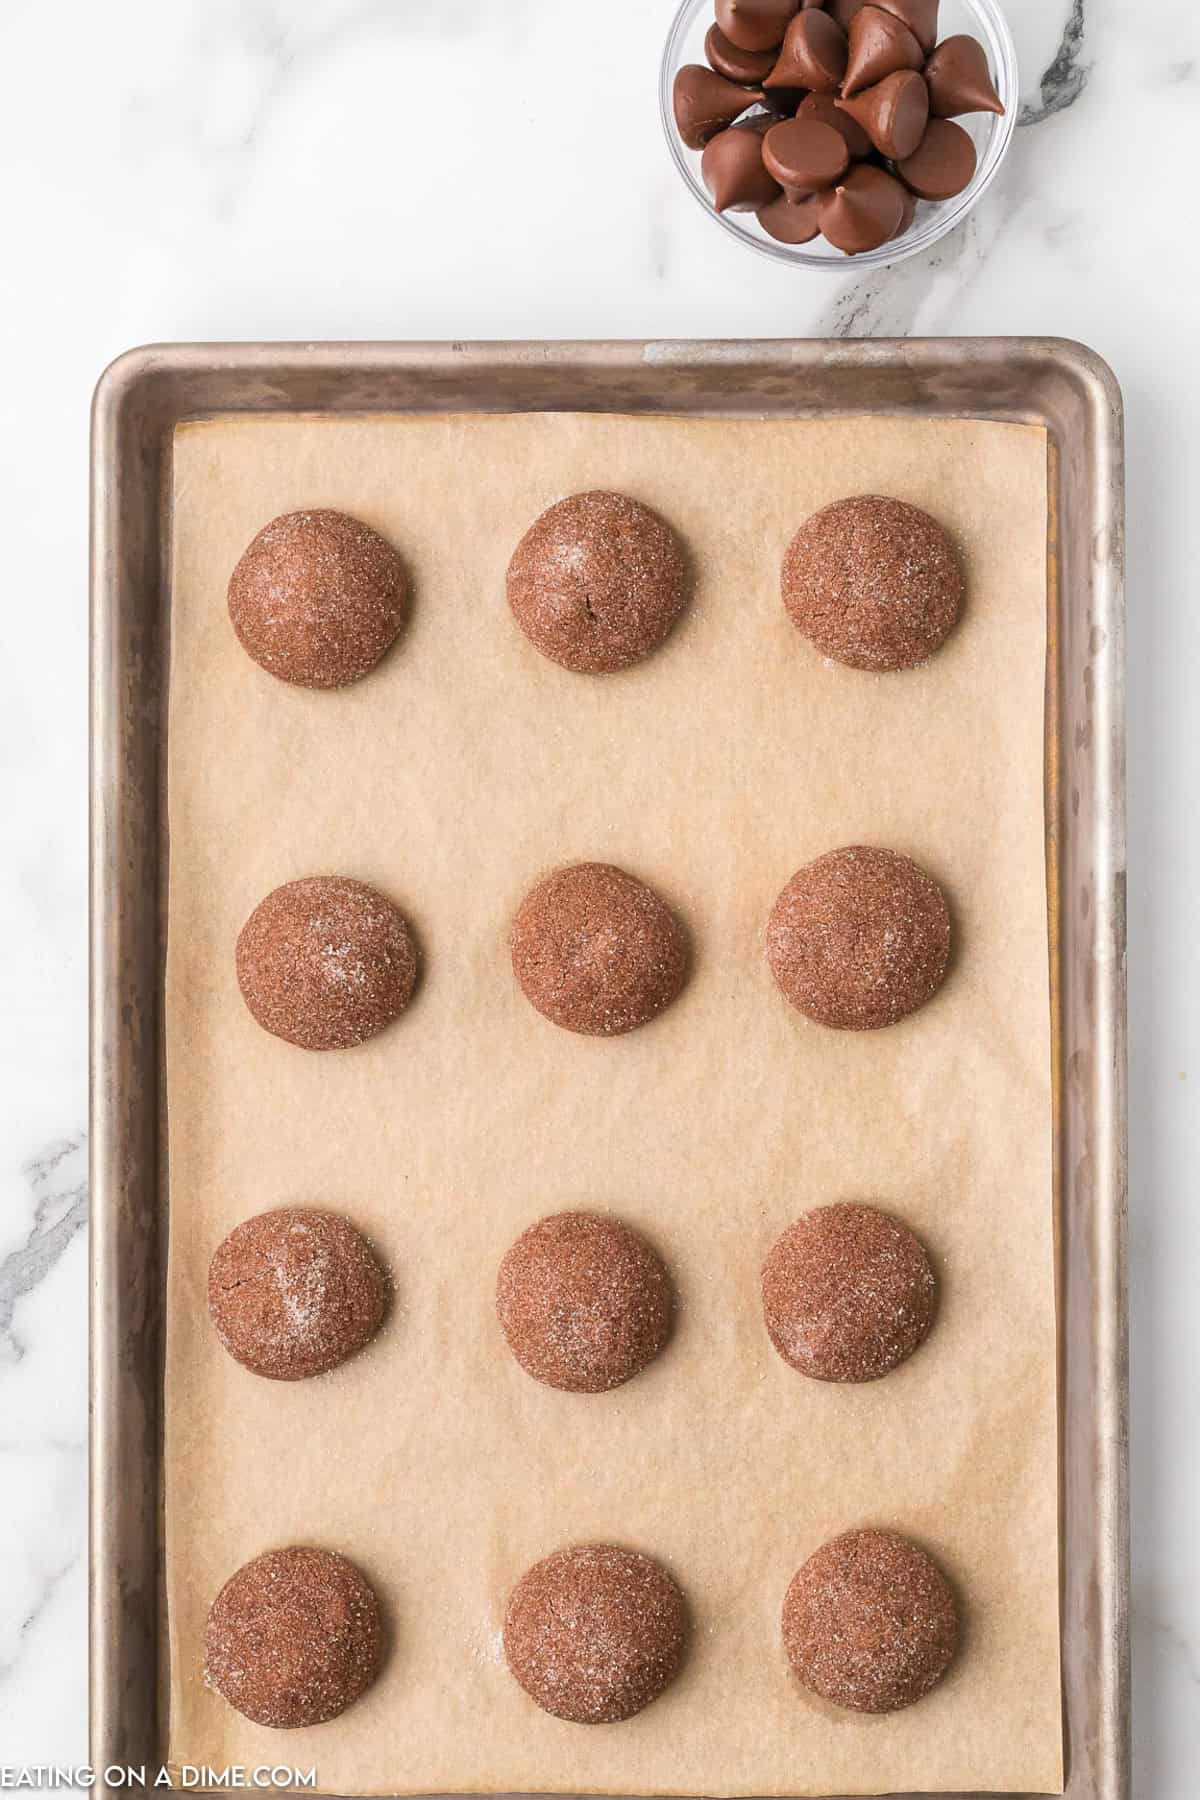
[507,491,688,674]
[497,1211,672,1393]
[511,863,688,1037]
[208,1208,388,1380]
[228,509,408,689]
[205,1546,383,1728]
[767,846,951,1030]
[762,1203,936,1382]
[783,1528,959,1713]
[782,495,963,672]
[236,876,418,1051]
[504,1545,687,1723]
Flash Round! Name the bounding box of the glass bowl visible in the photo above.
[660,0,1017,270]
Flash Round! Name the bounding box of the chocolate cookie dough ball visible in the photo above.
[782,1529,959,1713]
[205,1546,383,1728]
[507,491,688,675]
[504,1545,687,1724]
[762,1203,936,1383]
[767,846,951,1030]
[782,495,963,672]
[208,1208,388,1381]
[497,1212,672,1393]
[237,876,418,1051]
[228,509,408,689]
[511,863,688,1037]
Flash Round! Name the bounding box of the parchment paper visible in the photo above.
[164,412,1061,1798]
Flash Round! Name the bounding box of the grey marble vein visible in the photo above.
[0,1135,88,1365]
[0,1554,80,1683]
[813,211,983,339]
[1147,1613,1200,1691]
[1019,0,1090,127]
[161,0,532,165]
[647,193,671,285]
[0,1436,86,1455]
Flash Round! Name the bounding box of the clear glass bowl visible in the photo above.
[660,0,1018,270]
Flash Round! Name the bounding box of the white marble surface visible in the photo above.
[0,0,1194,1788]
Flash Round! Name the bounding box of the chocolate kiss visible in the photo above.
[765,10,848,94]
[673,65,764,150]
[705,22,778,84]
[757,192,821,244]
[891,184,918,240]
[843,4,924,95]
[702,125,783,213]
[715,0,799,53]
[818,164,907,253]
[829,0,868,23]
[763,118,849,199]
[897,116,977,198]
[925,34,1004,117]
[798,90,873,159]
[875,0,939,53]
[836,67,928,160]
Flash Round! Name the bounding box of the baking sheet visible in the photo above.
[164,411,1061,1797]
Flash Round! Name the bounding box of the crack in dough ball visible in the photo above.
[511,862,688,1037]
[762,1202,936,1382]
[504,1545,688,1724]
[236,876,418,1051]
[208,1207,388,1381]
[783,1528,959,1713]
[782,495,963,672]
[507,491,689,674]
[497,1211,673,1393]
[228,509,409,689]
[767,845,951,1030]
[205,1546,384,1728]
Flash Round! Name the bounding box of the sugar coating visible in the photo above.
[497,1211,673,1393]
[236,875,418,1051]
[205,1546,383,1729]
[767,845,951,1030]
[783,1528,959,1713]
[511,862,688,1037]
[782,495,963,672]
[208,1207,388,1381]
[762,1202,936,1382]
[504,1545,687,1724]
[228,508,408,689]
[507,491,688,675]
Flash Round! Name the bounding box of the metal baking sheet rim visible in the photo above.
[88,338,1128,1800]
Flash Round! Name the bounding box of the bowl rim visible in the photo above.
[660,0,1019,272]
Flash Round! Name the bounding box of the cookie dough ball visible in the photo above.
[782,496,963,672]
[507,491,688,675]
[208,1208,388,1381]
[205,1546,383,1728]
[228,509,408,689]
[237,876,418,1051]
[762,1203,936,1383]
[782,1529,959,1713]
[504,1545,687,1724]
[511,863,688,1037]
[767,846,951,1030]
[497,1212,672,1393]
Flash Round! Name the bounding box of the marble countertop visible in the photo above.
[0,0,1193,1788]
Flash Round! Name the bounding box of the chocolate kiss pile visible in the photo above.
[673,0,1004,255]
